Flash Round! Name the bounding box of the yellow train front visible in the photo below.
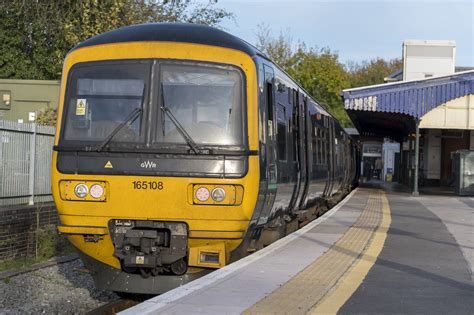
[52,23,357,294]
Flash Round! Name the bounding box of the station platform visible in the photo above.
[121,184,474,315]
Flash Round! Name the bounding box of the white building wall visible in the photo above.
[403,40,455,81]
[420,94,474,130]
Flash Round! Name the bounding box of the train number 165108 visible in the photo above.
[132,181,164,190]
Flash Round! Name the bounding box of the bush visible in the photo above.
[36,225,73,260]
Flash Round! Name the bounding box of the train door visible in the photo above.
[325,119,336,196]
[322,117,330,196]
[256,64,277,224]
[288,89,302,211]
[335,129,343,192]
[331,122,339,195]
[297,96,309,209]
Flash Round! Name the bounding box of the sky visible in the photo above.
[216,0,474,67]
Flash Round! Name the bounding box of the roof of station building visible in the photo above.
[72,23,263,57]
[342,70,474,140]
[343,70,474,119]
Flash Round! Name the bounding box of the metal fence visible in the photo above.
[0,120,55,207]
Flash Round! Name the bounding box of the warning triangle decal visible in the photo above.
[104,161,113,169]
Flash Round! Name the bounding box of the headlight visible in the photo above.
[90,184,104,199]
[195,187,210,202]
[211,187,226,202]
[74,184,88,198]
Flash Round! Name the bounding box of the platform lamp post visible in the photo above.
[413,118,420,196]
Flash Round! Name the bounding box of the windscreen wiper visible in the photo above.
[94,107,142,152]
[160,84,201,154]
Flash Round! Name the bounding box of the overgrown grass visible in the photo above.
[0,225,75,273]
[36,225,74,260]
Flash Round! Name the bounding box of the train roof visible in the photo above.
[72,23,263,57]
[71,23,347,134]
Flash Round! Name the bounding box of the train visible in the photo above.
[51,23,359,295]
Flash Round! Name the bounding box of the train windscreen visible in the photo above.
[62,61,149,144]
[61,60,244,150]
[157,63,243,146]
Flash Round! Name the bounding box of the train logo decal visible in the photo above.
[140,160,157,169]
[104,161,113,169]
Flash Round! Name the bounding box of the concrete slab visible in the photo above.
[119,186,474,315]
[121,189,368,315]
[339,193,474,315]
[417,195,474,280]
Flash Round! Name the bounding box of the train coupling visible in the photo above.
[109,220,188,278]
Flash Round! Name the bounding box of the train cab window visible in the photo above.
[157,63,244,146]
[277,104,287,161]
[62,61,150,144]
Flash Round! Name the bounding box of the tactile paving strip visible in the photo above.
[244,189,384,315]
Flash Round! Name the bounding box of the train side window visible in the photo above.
[277,104,287,161]
[318,128,323,165]
[313,126,319,166]
[323,129,328,165]
[266,81,274,138]
[292,89,298,162]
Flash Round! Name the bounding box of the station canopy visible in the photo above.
[342,71,474,141]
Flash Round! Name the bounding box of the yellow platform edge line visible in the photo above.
[309,190,392,315]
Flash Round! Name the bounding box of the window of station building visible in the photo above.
[363,143,382,156]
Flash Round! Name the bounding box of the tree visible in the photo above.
[0,0,233,80]
[255,23,294,70]
[347,58,403,88]
[36,107,57,126]
[287,47,351,126]
[255,25,352,126]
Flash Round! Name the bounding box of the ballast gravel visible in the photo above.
[0,258,118,314]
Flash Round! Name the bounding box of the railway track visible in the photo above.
[0,254,79,280]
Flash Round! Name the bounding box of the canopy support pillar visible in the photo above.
[413,118,420,196]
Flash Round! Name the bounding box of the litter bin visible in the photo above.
[453,150,474,196]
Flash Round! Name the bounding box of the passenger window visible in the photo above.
[322,131,326,164]
[277,104,287,161]
[313,126,319,165]
[318,128,323,165]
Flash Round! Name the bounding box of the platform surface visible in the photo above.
[122,185,474,315]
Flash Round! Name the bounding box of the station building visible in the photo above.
[0,79,60,123]
[343,40,474,195]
